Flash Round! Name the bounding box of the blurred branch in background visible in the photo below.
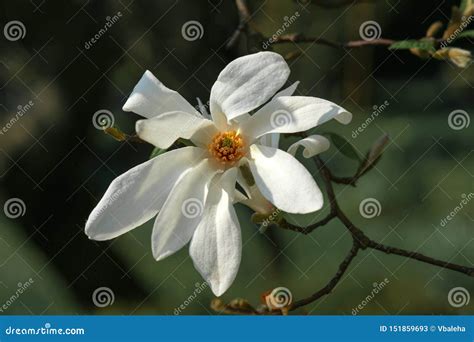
[227,0,473,67]
[213,135,474,315]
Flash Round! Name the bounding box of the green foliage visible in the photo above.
[324,132,362,162]
[149,147,167,159]
[456,30,474,40]
[389,39,436,52]
[459,0,471,12]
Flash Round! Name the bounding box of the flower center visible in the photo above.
[208,130,245,164]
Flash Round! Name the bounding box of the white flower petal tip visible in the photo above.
[335,111,353,125]
[151,158,219,262]
[122,70,199,118]
[248,144,324,214]
[85,147,206,241]
[135,111,211,149]
[210,51,290,122]
[287,135,330,159]
[190,169,241,296]
[242,96,352,141]
[274,81,300,98]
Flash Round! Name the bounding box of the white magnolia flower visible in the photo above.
[85,52,351,296]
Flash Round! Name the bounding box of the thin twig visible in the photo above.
[272,34,395,49]
[289,239,361,311]
[226,0,252,50]
[279,212,336,234]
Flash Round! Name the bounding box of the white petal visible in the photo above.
[136,111,214,149]
[249,82,298,148]
[123,70,199,118]
[85,147,206,241]
[258,133,280,148]
[287,135,330,158]
[151,158,219,261]
[248,144,323,214]
[210,52,290,122]
[190,168,241,296]
[241,96,352,141]
[274,81,299,98]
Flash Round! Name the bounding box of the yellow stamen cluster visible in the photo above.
[208,130,245,164]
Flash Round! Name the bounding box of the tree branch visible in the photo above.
[272,34,395,49]
[289,239,361,311]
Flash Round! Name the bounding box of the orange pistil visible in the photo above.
[208,130,245,165]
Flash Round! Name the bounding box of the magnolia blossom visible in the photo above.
[85,52,351,296]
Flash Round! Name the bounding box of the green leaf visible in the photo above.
[324,132,362,162]
[149,147,167,159]
[459,0,471,12]
[357,134,390,177]
[455,30,474,40]
[389,39,435,52]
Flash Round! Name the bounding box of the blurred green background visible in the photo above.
[0,0,472,315]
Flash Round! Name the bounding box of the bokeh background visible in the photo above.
[0,0,472,315]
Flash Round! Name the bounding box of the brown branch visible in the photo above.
[272,155,473,312]
[272,34,395,49]
[279,212,336,234]
[226,0,252,50]
[367,240,474,277]
[289,239,360,311]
